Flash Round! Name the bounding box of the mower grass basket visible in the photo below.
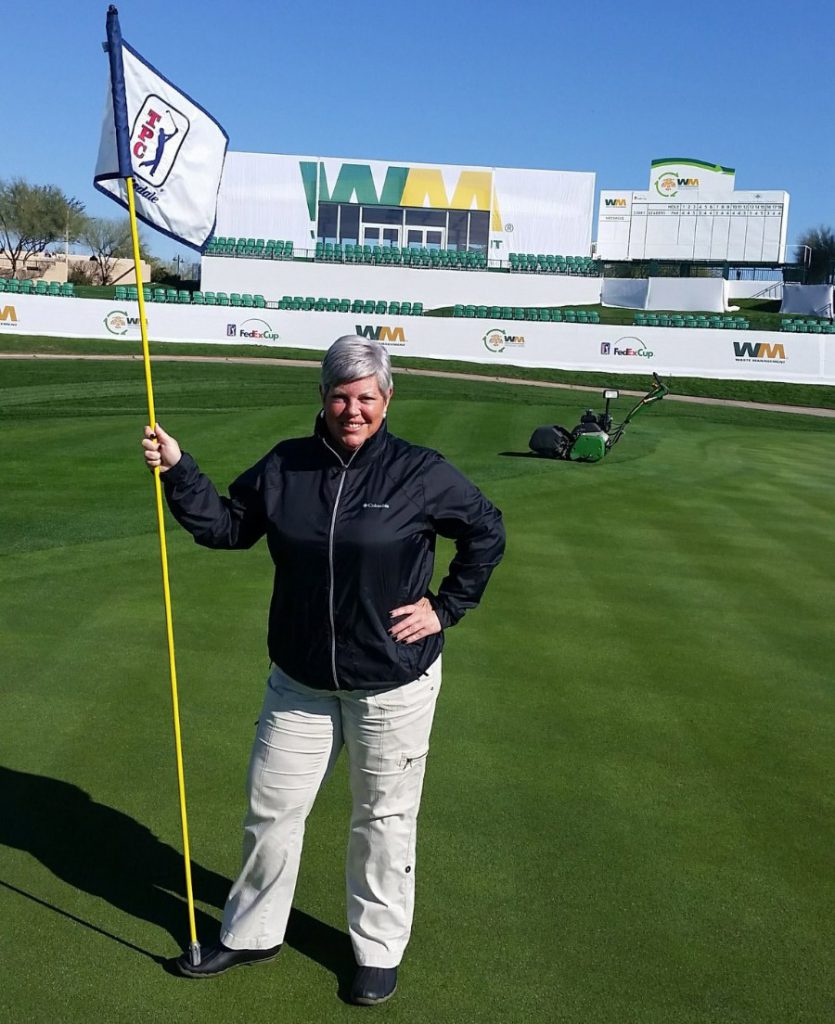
[529,374,669,463]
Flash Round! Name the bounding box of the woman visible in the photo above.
[142,336,505,1004]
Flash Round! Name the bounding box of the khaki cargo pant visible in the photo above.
[220,657,441,968]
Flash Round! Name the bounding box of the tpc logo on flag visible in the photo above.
[94,7,228,251]
[131,97,189,188]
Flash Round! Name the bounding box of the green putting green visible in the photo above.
[1,357,833,1023]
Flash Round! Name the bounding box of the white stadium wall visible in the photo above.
[3,294,834,386]
[215,152,596,258]
[200,257,603,309]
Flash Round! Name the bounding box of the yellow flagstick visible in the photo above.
[125,175,201,967]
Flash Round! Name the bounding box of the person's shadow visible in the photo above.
[0,765,356,995]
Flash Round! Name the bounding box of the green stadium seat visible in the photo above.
[337,299,350,313]
[230,293,242,306]
[166,288,178,302]
[363,300,376,314]
[374,300,387,314]
[19,280,34,294]
[192,292,205,305]
[61,282,76,297]
[7,279,20,293]
[314,298,327,311]
[254,294,266,308]
[178,290,191,303]
[412,302,423,316]
[400,301,412,316]
[327,298,340,312]
[48,281,62,296]
[351,300,364,313]
[453,305,464,318]
[216,292,230,306]
[242,294,254,307]
[388,301,401,315]
[203,291,216,304]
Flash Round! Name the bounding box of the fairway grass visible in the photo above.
[1,358,833,1023]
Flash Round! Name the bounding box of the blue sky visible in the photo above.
[5,0,832,263]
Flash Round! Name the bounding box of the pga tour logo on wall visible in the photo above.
[483,328,525,353]
[131,97,189,189]
[600,338,654,359]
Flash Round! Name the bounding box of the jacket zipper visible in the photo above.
[321,436,360,689]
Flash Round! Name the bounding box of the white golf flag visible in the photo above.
[95,29,228,251]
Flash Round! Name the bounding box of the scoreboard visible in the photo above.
[597,158,789,263]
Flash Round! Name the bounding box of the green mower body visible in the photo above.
[569,431,608,462]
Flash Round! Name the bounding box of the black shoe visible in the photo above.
[350,965,398,1005]
[175,941,281,978]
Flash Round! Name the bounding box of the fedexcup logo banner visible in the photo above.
[94,41,228,250]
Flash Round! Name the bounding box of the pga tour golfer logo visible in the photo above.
[131,96,190,189]
[483,328,525,353]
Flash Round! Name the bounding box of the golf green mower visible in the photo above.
[529,373,670,463]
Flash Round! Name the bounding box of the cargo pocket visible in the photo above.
[398,747,429,771]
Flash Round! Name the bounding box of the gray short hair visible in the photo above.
[320,335,393,395]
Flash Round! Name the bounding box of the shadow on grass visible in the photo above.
[0,765,355,991]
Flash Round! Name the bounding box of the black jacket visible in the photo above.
[162,416,505,690]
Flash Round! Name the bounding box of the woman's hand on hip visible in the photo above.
[141,422,182,473]
[389,597,442,644]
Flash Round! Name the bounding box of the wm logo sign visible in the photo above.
[604,198,627,207]
[0,304,18,324]
[355,325,406,345]
[733,341,785,361]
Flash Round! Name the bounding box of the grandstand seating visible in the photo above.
[203,237,294,259]
[508,252,601,276]
[780,317,835,333]
[0,278,75,297]
[313,243,489,271]
[634,312,751,330]
[277,295,425,316]
[453,304,600,323]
